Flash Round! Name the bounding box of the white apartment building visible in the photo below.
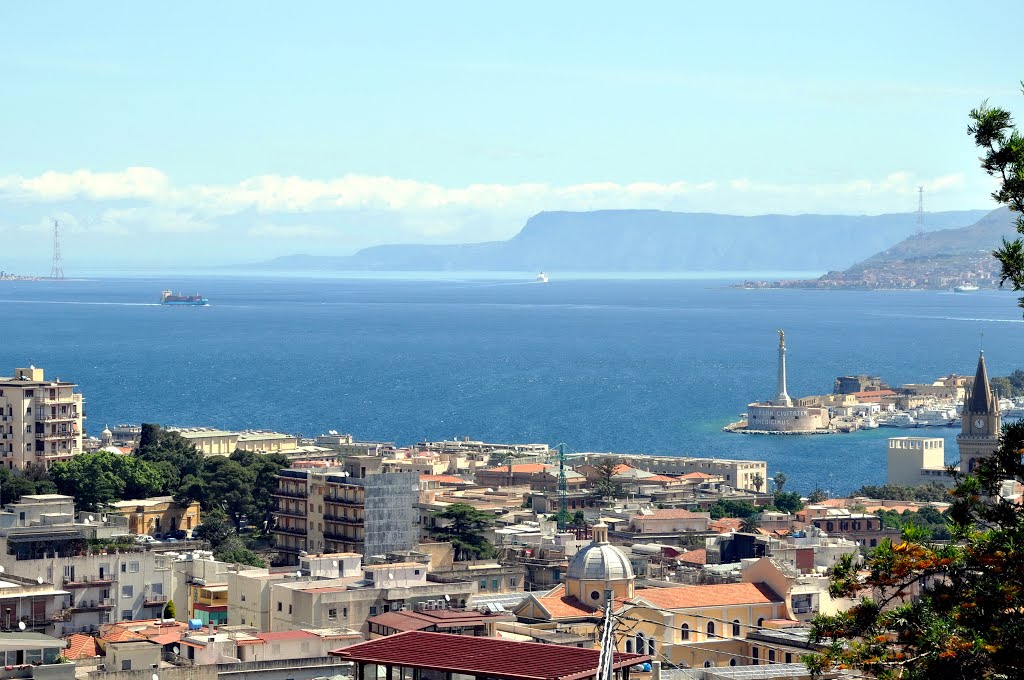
[0,367,84,469]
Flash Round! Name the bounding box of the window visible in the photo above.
[491,579,499,590]
[785,653,792,663]
[129,562,140,573]
[343,607,348,618]
[241,595,246,602]
[121,660,132,671]
[590,591,600,601]
[753,647,759,665]
[706,621,715,638]
[414,570,420,575]
[680,624,689,641]
[768,650,776,663]
[370,606,377,616]
[328,608,337,620]
[510,578,517,589]
[151,583,163,595]
[729,659,737,667]
[276,602,282,612]
[121,564,127,573]
[480,580,487,589]
[121,610,132,621]
[288,604,293,614]
[757,617,765,628]
[732,620,740,636]
[121,585,134,598]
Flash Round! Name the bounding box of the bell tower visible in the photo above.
[957,351,1001,473]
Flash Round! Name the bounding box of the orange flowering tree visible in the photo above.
[806,420,1024,678]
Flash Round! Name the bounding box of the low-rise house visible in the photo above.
[0,631,74,680]
[627,508,711,535]
[366,608,515,638]
[105,497,200,537]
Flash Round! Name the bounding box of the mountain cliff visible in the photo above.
[257,209,990,272]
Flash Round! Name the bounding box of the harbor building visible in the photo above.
[745,332,829,433]
[957,351,1001,473]
[0,366,84,469]
[887,437,948,486]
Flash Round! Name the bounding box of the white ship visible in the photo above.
[879,412,917,428]
[953,283,980,292]
[914,406,958,427]
[536,272,550,284]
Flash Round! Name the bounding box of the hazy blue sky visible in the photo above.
[1,1,1021,268]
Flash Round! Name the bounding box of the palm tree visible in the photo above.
[772,472,787,492]
[740,513,762,533]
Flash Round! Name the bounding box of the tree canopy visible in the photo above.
[428,503,497,561]
[50,450,165,511]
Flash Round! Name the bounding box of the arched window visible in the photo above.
[732,619,741,636]
[703,661,714,668]
[647,638,655,656]
[768,650,776,663]
[680,624,689,641]
[625,640,633,653]
[729,659,737,667]
[706,621,715,638]
[757,617,765,628]
[635,633,645,652]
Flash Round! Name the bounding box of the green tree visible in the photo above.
[135,425,205,497]
[751,472,764,493]
[739,513,761,533]
[231,450,289,530]
[772,472,787,492]
[969,88,1024,309]
[807,487,828,503]
[163,600,176,619]
[708,499,758,520]
[772,490,803,515]
[216,544,268,568]
[851,483,951,502]
[428,503,496,561]
[570,510,586,527]
[201,456,257,528]
[192,509,235,551]
[50,450,165,511]
[593,457,621,498]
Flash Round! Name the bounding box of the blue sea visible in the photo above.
[1,274,1022,495]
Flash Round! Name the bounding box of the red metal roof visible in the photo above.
[331,631,649,680]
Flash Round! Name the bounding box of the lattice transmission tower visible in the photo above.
[916,186,924,235]
[49,220,64,279]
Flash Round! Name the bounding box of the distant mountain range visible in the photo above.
[255,209,990,273]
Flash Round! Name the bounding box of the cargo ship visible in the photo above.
[160,290,209,306]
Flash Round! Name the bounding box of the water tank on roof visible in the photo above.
[188,619,203,630]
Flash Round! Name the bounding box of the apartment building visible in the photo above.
[0,367,84,469]
[272,468,418,563]
[571,453,768,491]
[228,554,477,634]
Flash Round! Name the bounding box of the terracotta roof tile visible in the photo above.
[64,634,101,660]
[530,585,599,620]
[628,583,783,609]
[102,626,146,643]
[677,548,707,566]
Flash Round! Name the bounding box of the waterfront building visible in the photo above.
[887,437,948,487]
[170,427,299,456]
[834,374,888,395]
[957,351,1001,473]
[0,366,84,469]
[271,467,418,563]
[745,332,830,433]
[573,453,767,492]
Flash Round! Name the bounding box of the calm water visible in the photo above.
[1,275,1021,494]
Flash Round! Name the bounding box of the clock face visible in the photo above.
[974,418,985,429]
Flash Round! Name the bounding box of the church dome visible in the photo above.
[566,523,634,581]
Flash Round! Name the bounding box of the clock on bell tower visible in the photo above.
[958,351,1001,473]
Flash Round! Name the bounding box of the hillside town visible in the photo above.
[0,355,1008,680]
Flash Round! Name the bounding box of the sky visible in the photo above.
[1,1,1021,270]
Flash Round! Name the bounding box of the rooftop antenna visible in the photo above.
[50,219,64,279]
[916,186,924,235]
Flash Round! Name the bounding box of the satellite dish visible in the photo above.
[172,646,179,655]
[444,594,450,602]
[36,577,43,585]
[295,571,301,578]
[17,622,25,631]
[153,674,160,680]
[88,515,94,522]
[333,561,339,567]
[0,565,6,573]
[387,573,394,580]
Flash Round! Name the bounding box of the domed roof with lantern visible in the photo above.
[566,521,634,582]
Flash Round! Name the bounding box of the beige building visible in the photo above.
[105,496,201,537]
[628,508,710,535]
[590,455,767,492]
[0,366,84,469]
[887,437,949,487]
[170,427,299,456]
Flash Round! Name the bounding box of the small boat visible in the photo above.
[160,290,209,306]
[536,272,550,284]
[859,416,879,430]
[953,283,980,292]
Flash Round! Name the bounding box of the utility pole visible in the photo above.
[556,443,568,532]
[50,220,64,279]
[916,186,924,235]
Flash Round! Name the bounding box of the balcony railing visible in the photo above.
[323,531,360,542]
[64,576,114,589]
[144,594,169,606]
[69,598,114,612]
[35,411,80,422]
[324,495,363,507]
[274,506,307,518]
[324,514,360,525]
[271,488,307,499]
[36,431,79,441]
[271,525,307,536]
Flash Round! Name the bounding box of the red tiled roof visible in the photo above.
[420,475,470,484]
[368,609,514,633]
[524,585,599,620]
[102,626,146,643]
[483,463,550,474]
[677,548,707,566]
[851,390,897,398]
[628,583,783,609]
[331,631,649,680]
[680,472,715,479]
[632,509,704,520]
[64,634,101,660]
[643,474,680,483]
[710,518,742,532]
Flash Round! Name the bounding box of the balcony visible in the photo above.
[271,488,307,499]
[323,530,360,542]
[271,524,307,536]
[324,495,363,507]
[35,411,79,423]
[64,576,113,589]
[69,599,114,612]
[143,594,169,607]
[274,506,307,518]
[324,514,360,525]
[35,431,79,441]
